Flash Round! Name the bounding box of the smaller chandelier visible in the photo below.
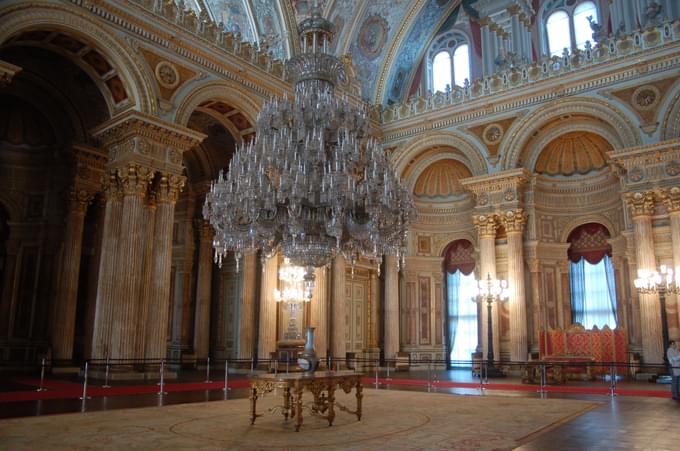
[274,259,313,303]
[472,274,509,304]
[634,265,680,295]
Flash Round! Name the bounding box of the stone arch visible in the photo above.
[394,131,488,181]
[174,80,262,130]
[659,78,680,140]
[499,97,641,171]
[0,2,156,116]
[559,216,618,244]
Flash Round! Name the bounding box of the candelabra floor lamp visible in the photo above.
[473,274,509,378]
[634,265,680,377]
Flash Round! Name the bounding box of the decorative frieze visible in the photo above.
[609,138,680,190]
[462,168,531,213]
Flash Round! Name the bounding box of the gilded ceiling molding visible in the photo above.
[393,130,487,179]
[608,138,680,191]
[460,168,531,214]
[0,1,157,116]
[174,80,263,128]
[499,97,641,171]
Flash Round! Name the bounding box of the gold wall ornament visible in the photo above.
[625,191,656,217]
[658,186,680,214]
[116,164,155,198]
[155,173,186,204]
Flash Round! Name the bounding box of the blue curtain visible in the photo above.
[447,271,478,367]
[570,258,586,326]
[570,257,617,329]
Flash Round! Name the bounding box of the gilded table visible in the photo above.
[249,370,363,432]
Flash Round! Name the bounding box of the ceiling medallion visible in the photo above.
[155,61,180,89]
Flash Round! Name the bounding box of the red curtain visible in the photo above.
[443,239,475,275]
[567,223,612,264]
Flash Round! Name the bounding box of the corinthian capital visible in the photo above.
[67,188,94,214]
[473,214,498,239]
[155,173,186,204]
[625,191,656,218]
[117,164,154,198]
[499,209,527,233]
[657,186,680,214]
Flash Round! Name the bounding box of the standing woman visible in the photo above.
[667,340,680,401]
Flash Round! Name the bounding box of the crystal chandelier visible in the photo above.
[274,259,312,303]
[203,5,414,285]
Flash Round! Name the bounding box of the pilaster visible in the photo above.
[384,254,400,360]
[257,254,278,360]
[193,220,214,360]
[331,255,347,361]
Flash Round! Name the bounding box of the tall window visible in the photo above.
[444,240,478,367]
[568,223,617,329]
[429,32,471,93]
[545,1,598,56]
[432,51,452,93]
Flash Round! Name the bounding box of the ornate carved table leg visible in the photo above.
[283,386,291,420]
[355,379,363,421]
[249,384,259,425]
[294,385,304,432]
[327,382,336,426]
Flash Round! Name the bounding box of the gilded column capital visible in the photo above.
[527,259,540,273]
[116,164,155,198]
[507,4,521,15]
[657,186,680,214]
[499,209,527,233]
[473,214,498,239]
[478,16,492,26]
[67,188,94,215]
[155,173,186,204]
[102,172,123,203]
[625,191,656,218]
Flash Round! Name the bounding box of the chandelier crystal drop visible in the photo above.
[203,5,415,284]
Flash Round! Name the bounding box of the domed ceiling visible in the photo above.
[413,159,472,200]
[198,1,481,104]
[534,131,612,176]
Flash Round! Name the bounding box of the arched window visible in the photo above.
[432,51,452,94]
[453,44,470,88]
[545,1,599,56]
[568,223,617,329]
[444,240,478,367]
[428,32,471,93]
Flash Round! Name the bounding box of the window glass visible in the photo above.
[546,10,571,56]
[574,1,598,49]
[447,271,478,366]
[453,44,470,87]
[570,256,618,329]
[432,51,452,93]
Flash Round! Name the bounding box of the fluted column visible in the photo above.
[91,176,123,359]
[528,259,541,351]
[626,191,663,364]
[257,254,278,360]
[135,196,156,359]
[51,188,93,360]
[310,266,329,357]
[660,187,680,341]
[473,214,499,361]
[193,220,214,360]
[500,209,528,362]
[109,164,155,360]
[238,251,258,359]
[384,254,400,360]
[331,255,347,361]
[144,174,184,359]
[368,270,380,348]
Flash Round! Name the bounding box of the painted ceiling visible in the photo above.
[199,0,483,105]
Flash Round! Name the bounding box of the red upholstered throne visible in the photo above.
[539,324,628,378]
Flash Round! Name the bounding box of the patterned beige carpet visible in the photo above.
[0,389,599,450]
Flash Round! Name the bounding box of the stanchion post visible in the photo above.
[427,360,432,392]
[609,364,617,397]
[250,357,254,373]
[479,361,484,391]
[539,363,546,395]
[36,357,47,392]
[102,357,111,388]
[79,361,91,400]
[274,357,278,376]
[286,354,290,374]
[374,359,379,388]
[386,358,391,380]
[205,357,212,383]
[222,359,230,393]
[158,359,167,395]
